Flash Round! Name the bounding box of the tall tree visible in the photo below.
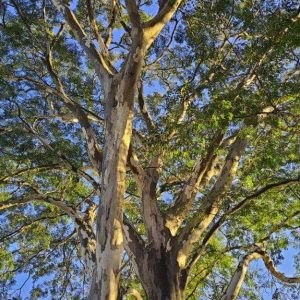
[0,1,300,299]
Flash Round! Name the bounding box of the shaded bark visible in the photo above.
[138,249,187,300]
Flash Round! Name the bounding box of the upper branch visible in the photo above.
[44,50,103,173]
[0,194,79,220]
[51,0,114,82]
[86,0,109,56]
[141,155,165,248]
[123,216,146,278]
[221,249,300,300]
[125,0,142,30]
[258,249,300,284]
[227,176,300,215]
[221,252,261,300]
[127,143,145,192]
[143,0,184,49]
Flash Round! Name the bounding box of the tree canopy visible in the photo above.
[0,0,300,299]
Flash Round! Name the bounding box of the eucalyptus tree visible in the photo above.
[0,1,300,300]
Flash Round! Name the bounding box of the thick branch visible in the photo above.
[125,0,142,30]
[165,132,224,236]
[123,217,146,279]
[221,249,300,300]
[221,252,261,300]
[127,143,145,192]
[175,138,247,269]
[143,0,184,49]
[141,155,165,248]
[74,217,96,278]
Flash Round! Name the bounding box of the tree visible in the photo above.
[0,0,299,299]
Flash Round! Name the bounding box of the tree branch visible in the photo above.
[86,0,109,56]
[127,143,145,192]
[13,101,99,190]
[44,49,103,173]
[123,216,146,279]
[143,0,184,49]
[221,248,300,300]
[141,155,165,248]
[51,0,114,81]
[138,82,155,131]
[125,0,142,30]
[258,249,300,284]
[174,138,247,269]
[165,132,224,236]
[221,252,261,300]
[186,193,299,272]
[0,194,79,220]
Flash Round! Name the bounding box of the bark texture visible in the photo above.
[87,1,184,298]
[135,248,187,300]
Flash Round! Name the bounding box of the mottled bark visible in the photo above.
[124,211,186,300]
[50,1,184,298]
[141,156,165,249]
[93,80,136,299]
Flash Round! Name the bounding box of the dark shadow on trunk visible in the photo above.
[139,248,187,300]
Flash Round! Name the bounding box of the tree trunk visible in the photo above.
[88,78,134,299]
[139,249,187,300]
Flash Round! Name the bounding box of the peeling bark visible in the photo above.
[91,79,136,299]
[50,1,184,298]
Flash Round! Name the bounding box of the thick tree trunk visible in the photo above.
[85,1,183,297]
[138,250,187,300]
[88,79,135,299]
